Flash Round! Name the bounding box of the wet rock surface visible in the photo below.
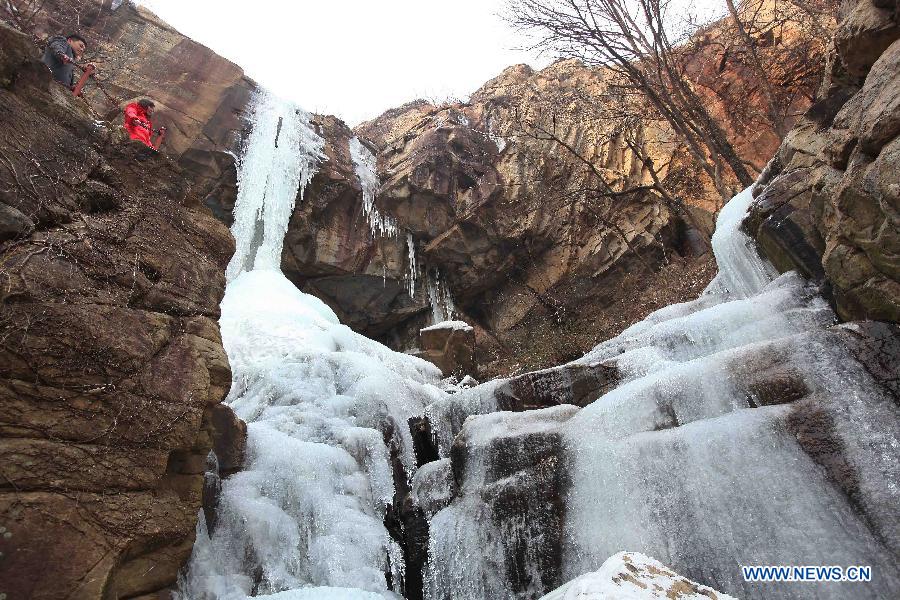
[0,23,244,600]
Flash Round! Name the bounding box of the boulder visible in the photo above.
[540,552,736,600]
[415,321,476,376]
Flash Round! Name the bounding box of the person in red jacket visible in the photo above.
[124,99,160,149]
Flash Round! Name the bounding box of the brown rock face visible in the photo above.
[751,0,900,322]
[349,60,714,374]
[0,23,244,600]
[277,116,430,338]
[414,323,476,377]
[30,0,255,217]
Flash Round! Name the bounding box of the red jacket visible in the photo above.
[124,103,153,147]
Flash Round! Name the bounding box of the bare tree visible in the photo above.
[714,0,836,139]
[507,0,757,201]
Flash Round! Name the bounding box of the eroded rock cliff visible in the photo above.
[750,0,900,322]
[0,22,244,599]
[30,0,254,222]
[271,59,724,377]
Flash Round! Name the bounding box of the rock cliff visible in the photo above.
[264,12,826,376]
[30,0,254,223]
[749,0,900,323]
[0,21,244,599]
[267,60,725,377]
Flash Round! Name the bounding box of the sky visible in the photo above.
[137,0,551,125]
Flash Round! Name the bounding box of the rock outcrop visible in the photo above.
[0,22,244,599]
[354,61,704,370]
[31,0,254,218]
[540,551,736,600]
[750,0,900,323]
[414,322,476,377]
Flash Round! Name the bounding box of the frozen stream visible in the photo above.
[178,93,900,600]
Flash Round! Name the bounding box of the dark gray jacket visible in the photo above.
[42,36,76,87]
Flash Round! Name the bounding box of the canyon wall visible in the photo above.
[0,21,244,599]
[749,0,900,323]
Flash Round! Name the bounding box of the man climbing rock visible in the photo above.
[42,33,89,89]
[124,99,166,150]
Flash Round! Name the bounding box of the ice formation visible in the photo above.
[350,139,428,304]
[703,186,779,298]
[406,233,418,297]
[350,136,398,239]
[177,90,898,600]
[426,270,457,324]
[423,186,900,599]
[226,92,325,283]
[178,92,446,600]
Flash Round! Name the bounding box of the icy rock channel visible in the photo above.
[178,92,445,600]
[178,92,900,600]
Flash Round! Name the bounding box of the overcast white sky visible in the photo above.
[137,0,550,125]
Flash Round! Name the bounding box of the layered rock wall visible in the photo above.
[30,0,254,218]
[750,0,900,322]
[0,23,244,599]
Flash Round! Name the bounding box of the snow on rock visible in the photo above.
[421,320,474,332]
[540,552,736,600]
[411,458,455,519]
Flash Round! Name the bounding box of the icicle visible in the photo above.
[350,136,398,239]
[406,233,417,297]
[426,269,456,324]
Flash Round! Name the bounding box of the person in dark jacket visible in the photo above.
[42,34,89,88]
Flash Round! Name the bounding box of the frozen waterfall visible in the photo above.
[423,186,900,599]
[177,90,898,600]
[178,92,446,600]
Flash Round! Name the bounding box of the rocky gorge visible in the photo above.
[0,0,898,599]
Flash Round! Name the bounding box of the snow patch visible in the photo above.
[541,551,736,600]
[421,320,473,333]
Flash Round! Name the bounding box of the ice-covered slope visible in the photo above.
[178,92,445,599]
[175,91,898,600]
[424,185,900,599]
